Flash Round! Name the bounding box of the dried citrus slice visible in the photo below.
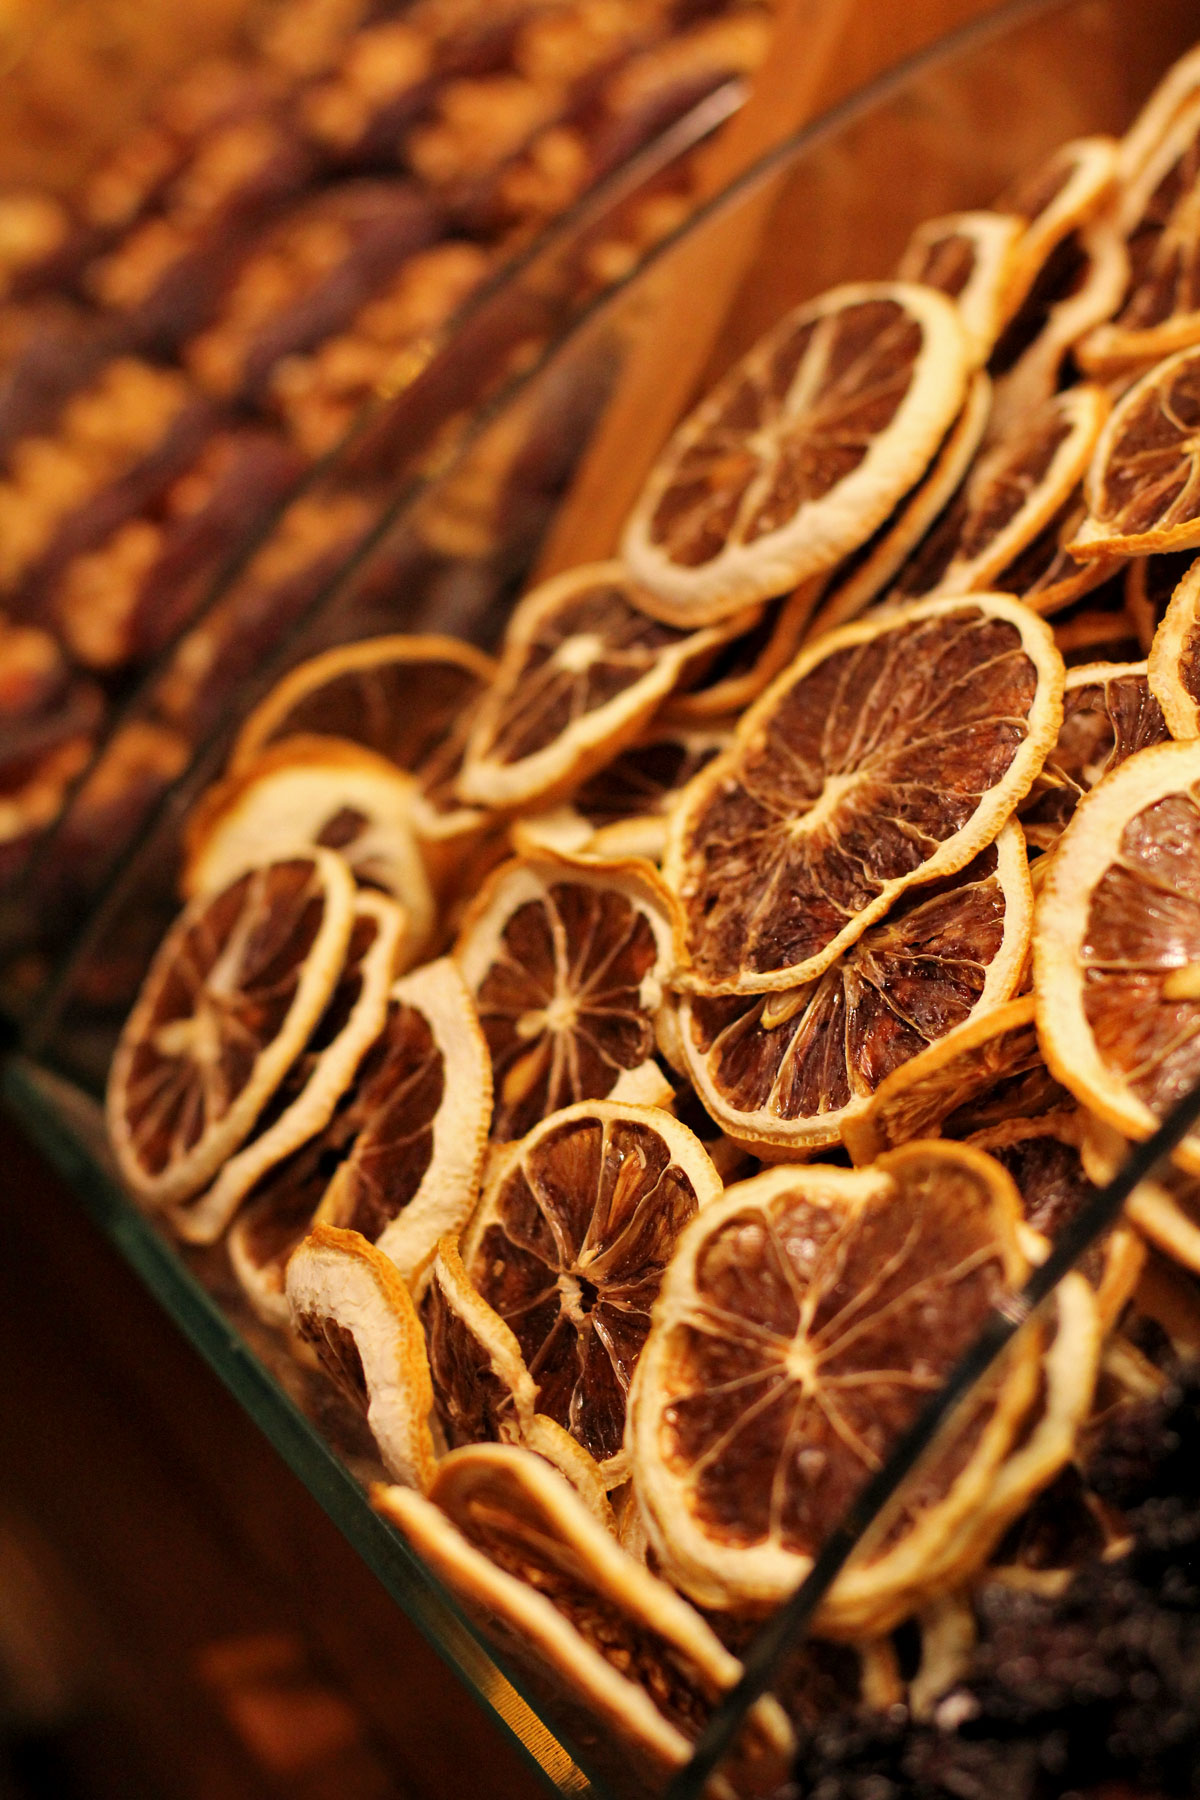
[890,385,1109,601]
[1084,1111,1200,1277]
[1051,573,1144,667]
[896,212,1025,366]
[665,594,1063,996]
[1034,738,1200,1173]
[460,1101,724,1483]
[1069,344,1200,559]
[675,821,1031,1156]
[229,633,496,845]
[107,850,357,1208]
[1148,551,1200,735]
[810,369,992,638]
[997,135,1119,307]
[183,736,435,966]
[285,1223,437,1489]
[661,578,824,725]
[455,563,752,811]
[842,997,1071,1165]
[373,1446,793,1800]
[1019,660,1168,854]
[621,281,970,619]
[168,891,404,1247]
[627,1142,1038,1622]
[1126,547,1195,649]
[227,956,491,1321]
[420,1232,539,1450]
[1117,43,1200,185]
[454,852,677,1142]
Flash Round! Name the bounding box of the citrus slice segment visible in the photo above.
[169,890,403,1247]
[661,578,824,725]
[896,212,1025,366]
[183,736,435,966]
[675,821,1031,1156]
[1126,547,1196,649]
[373,1445,793,1800]
[455,563,752,811]
[107,849,357,1208]
[285,1223,437,1489]
[665,594,1063,996]
[1019,660,1168,854]
[621,281,970,617]
[454,851,677,1142]
[890,385,1109,601]
[420,1233,539,1451]
[1034,738,1200,1173]
[842,997,1072,1165]
[229,633,496,845]
[1148,551,1200,736]
[1069,345,1200,559]
[460,1101,724,1483]
[627,1142,1037,1621]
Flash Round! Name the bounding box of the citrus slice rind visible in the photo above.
[1117,44,1200,185]
[664,594,1064,996]
[183,735,436,965]
[896,212,1025,367]
[621,281,971,617]
[675,820,1032,1156]
[519,1415,614,1529]
[284,1223,438,1490]
[998,136,1119,307]
[1147,552,1200,737]
[315,956,492,1287]
[228,632,495,842]
[1070,344,1200,559]
[1084,1110,1200,1277]
[420,1232,540,1452]
[1127,548,1196,651]
[991,492,1125,620]
[627,1142,1036,1623]
[107,849,357,1209]
[1034,738,1200,1171]
[455,561,753,811]
[661,578,824,725]
[1018,660,1168,854]
[169,891,404,1246]
[460,1100,724,1485]
[454,851,678,1142]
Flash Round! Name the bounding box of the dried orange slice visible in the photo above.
[107,850,357,1208]
[1069,345,1200,559]
[627,1142,1037,1623]
[454,852,677,1142]
[662,577,824,725]
[229,633,496,845]
[183,736,435,966]
[420,1233,539,1450]
[842,997,1071,1165]
[665,594,1063,997]
[1035,738,1200,1173]
[991,489,1124,618]
[169,890,404,1247]
[621,281,970,619]
[456,562,752,811]
[1126,547,1195,650]
[374,1446,793,1800]
[1148,551,1200,736]
[890,385,1109,601]
[1019,660,1168,854]
[459,1101,724,1483]
[998,135,1119,308]
[285,1223,437,1489]
[896,212,1025,366]
[675,821,1031,1156]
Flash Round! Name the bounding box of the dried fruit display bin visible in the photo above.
[5,0,1199,1794]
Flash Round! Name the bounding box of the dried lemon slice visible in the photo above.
[107,850,357,1208]
[456,562,752,811]
[184,736,435,965]
[169,891,404,1246]
[454,852,677,1142]
[460,1101,724,1484]
[285,1223,437,1489]
[1035,738,1200,1173]
[1070,345,1200,559]
[421,1233,539,1449]
[374,1446,792,1800]
[1148,552,1200,736]
[662,578,824,724]
[622,281,970,619]
[229,633,495,845]
[842,997,1071,1165]
[896,212,1025,366]
[998,135,1119,308]
[665,594,1063,996]
[627,1143,1037,1624]
[675,821,1031,1156]
[1019,660,1168,854]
